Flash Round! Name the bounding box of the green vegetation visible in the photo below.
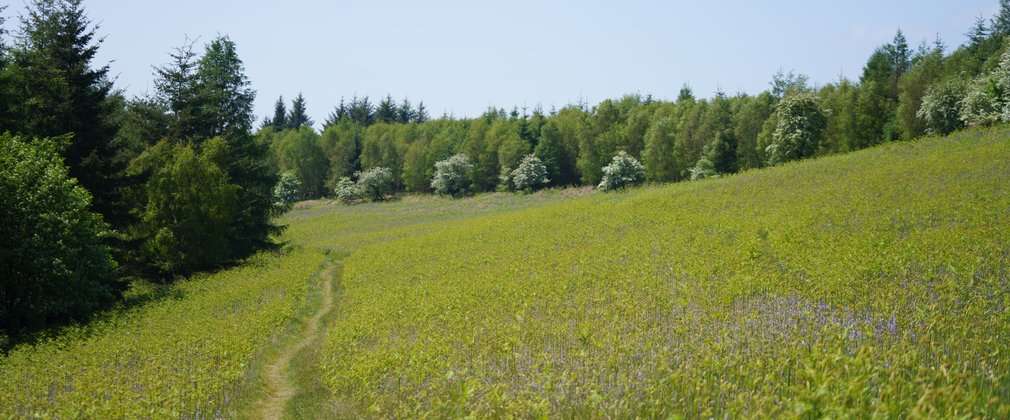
[310,127,1010,417]
[0,248,324,417]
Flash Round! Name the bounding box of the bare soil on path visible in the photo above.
[255,263,337,419]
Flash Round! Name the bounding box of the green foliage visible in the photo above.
[766,92,828,165]
[431,154,473,197]
[689,156,718,180]
[597,151,646,191]
[273,170,302,206]
[274,127,328,199]
[5,0,127,230]
[315,127,1010,417]
[509,154,550,193]
[130,139,238,275]
[0,248,324,417]
[318,120,362,189]
[355,167,394,202]
[0,135,118,334]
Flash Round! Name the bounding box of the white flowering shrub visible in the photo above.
[766,92,827,165]
[917,80,965,136]
[355,167,394,202]
[431,154,473,197]
[273,170,301,206]
[333,177,360,204]
[510,154,550,193]
[689,157,718,180]
[597,151,646,191]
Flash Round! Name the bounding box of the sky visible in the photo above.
[2,0,1000,128]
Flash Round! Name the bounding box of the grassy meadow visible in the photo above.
[313,127,1010,417]
[1,126,1008,417]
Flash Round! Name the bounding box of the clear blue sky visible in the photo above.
[3,0,1000,127]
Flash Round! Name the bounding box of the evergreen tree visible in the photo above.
[967,15,990,48]
[415,101,429,123]
[995,0,1010,36]
[153,38,205,142]
[324,97,348,128]
[287,93,312,129]
[397,98,416,124]
[270,96,287,131]
[349,95,373,126]
[887,29,911,86]
[375,94,397,124]
[7,0,128,231]
[197,36,256,139]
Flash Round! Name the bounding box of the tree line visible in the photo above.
[4,0,1010,338]
[262,3,1010,203]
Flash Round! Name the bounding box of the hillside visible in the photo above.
[1,126,1007,417]
[308,127,1010,417]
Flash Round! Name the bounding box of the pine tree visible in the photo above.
[887,29,911,87]
[197,36,256,139]
[270,96,287,131]
[7,0,128,230]
[287,93,312,129]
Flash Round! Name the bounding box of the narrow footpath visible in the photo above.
[255,262,338,419]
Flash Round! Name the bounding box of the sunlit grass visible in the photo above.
[313,127,1010,417]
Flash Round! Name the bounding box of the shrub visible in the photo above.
[1,135,118,333]
[597,151,646,191]
[355,167,394,202]
[510,154,550,193]
[960,75,1001,127]
[273,170,302,207]
[431,154,473,197]
[766,92,828,165]
[917,79,966,136]
[689,157,718,180]
[333,177,360,204]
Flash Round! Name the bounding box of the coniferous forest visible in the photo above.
[2,0,1010,348]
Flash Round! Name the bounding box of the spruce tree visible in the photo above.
[415,101,429,123]
[324,97,348,127]
[271,95,287,131]
[7,0,128,231]
[397,98,415,124]
[375,94,397,124]
[153,38,204,142]
[349,95,373,126]
[287,93,312,129]
[994,0,1010,36]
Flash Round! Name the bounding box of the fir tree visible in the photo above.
[324,97,348,127]
[397,98,415,124]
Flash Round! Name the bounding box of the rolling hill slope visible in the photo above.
[310,127,1010,417]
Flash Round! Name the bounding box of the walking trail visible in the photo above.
[255,262,337,419]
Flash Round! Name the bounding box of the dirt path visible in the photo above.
[255,263,337,419]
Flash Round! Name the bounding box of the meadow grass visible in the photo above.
[1,127,1007,418]
[0,248,326,418]
[307,127,1010,417]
